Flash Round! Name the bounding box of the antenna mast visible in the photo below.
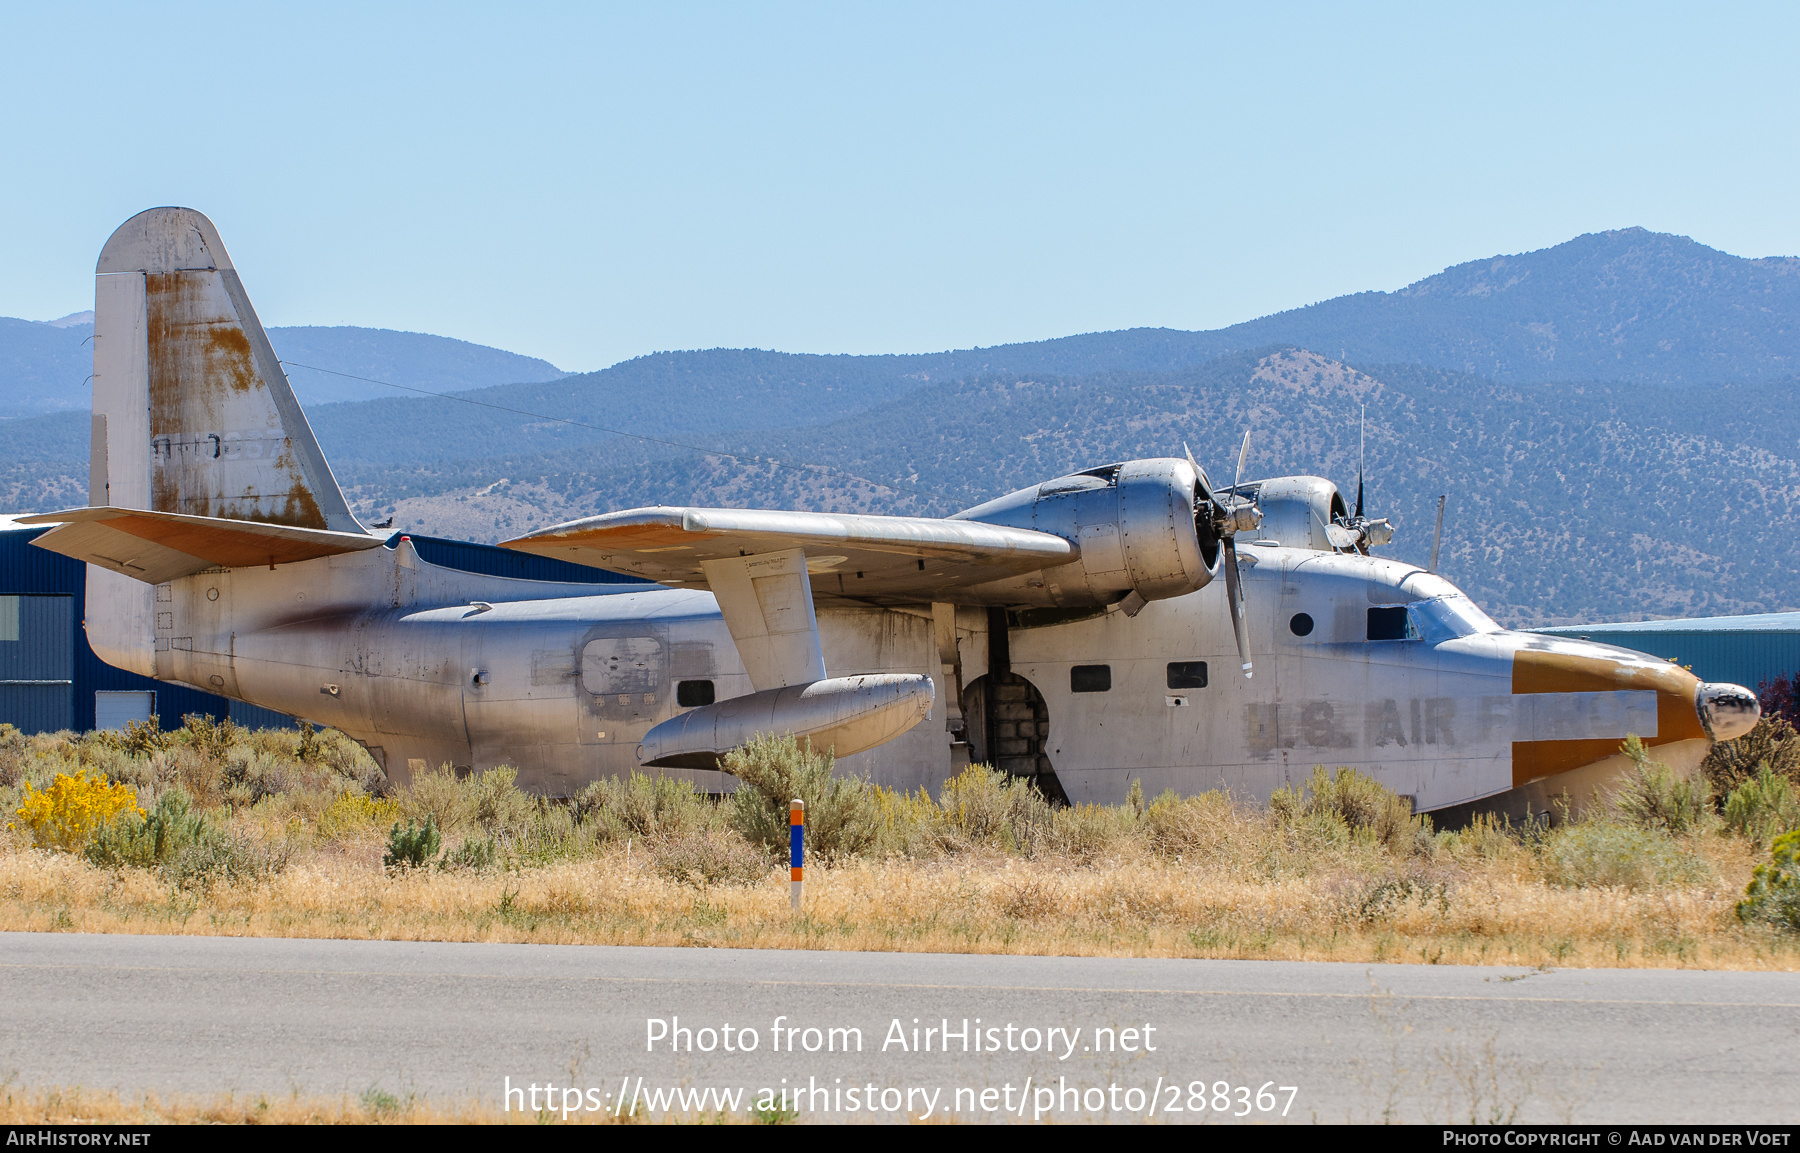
[1428,495,1446,573]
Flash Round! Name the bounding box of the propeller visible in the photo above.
[1188,433,1261,679]
[1328,405,1395,554]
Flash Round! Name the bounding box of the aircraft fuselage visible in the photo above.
[111,533,1718,815]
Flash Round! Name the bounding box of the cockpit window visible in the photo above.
[1406,596,1501,643]
[1367,606,1416,641]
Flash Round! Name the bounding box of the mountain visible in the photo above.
[6,342,1798,627]
[304,348,949,466]
[1198,228,1800,384]
[0,317,95,418]
[813,226,1800,386]
[0,321,567,415]
[267,327,566,403]
[310,348,1800,629]
[8,225,1798,419]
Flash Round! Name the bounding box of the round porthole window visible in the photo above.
[1289,612,1315,637]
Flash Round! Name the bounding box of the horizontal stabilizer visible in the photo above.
[20,506,385,584]
[638,673,934,770]
[501,507,1076,604]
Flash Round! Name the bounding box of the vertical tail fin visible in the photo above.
[93,207,361,531]
[80,207,364,677]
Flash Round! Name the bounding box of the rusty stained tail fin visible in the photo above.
[78,207,366,676]
[92,207,361,532]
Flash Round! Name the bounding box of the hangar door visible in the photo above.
[0,594,73,733]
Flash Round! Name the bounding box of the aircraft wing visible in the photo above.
[19,506,386,585]
[499,506,1077,604]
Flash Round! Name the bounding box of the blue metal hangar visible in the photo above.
[0,519,632,735]
[1533,613,1800,696]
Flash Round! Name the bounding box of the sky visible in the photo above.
[3,2,1798,372]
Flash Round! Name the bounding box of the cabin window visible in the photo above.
[676,680,715,707]
[1367,606,1418,641]
[1289,613,1315,637]
[1071,665,1112,693]
[1166,661,1208,689]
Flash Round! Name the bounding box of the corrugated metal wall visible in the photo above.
[2,527,245,733]
[230,700,296,730]
[403,534,638,585]
[0,594,74,732]
[1534,628,1800,693]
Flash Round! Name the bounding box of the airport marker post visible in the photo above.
[790,799,804,910]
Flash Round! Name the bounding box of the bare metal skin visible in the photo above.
[23,208,1757,813]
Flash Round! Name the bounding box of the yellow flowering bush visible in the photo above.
[12,770,144,852]
[315,791,400,841]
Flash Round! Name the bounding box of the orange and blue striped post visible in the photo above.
[789,798,805,910]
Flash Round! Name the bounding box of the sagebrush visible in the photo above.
[3,719,1796,963]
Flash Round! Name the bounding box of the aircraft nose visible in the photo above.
[1697,682,1760,742]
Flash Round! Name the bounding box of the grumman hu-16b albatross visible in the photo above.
[22,208,1762,818]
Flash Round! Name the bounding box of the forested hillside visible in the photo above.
[314,348,1800,628]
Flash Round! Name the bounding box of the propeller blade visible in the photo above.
[1355,405,1365,519]
[1189,440,1232,517]
[1233,430,1252,492]
[1223,537,1252,679]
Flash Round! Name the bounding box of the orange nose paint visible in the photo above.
[1510,649,1705,787]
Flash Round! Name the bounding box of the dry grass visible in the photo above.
[2,723,1797,969]
[2,833,1789,967]
[0,1083,644,1124]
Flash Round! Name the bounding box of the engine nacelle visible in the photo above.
[952,458,1219,608]
[1246,476,1347,551]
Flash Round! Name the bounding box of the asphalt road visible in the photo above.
[2,931,1797,1124]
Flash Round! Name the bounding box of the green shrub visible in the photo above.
[87,715,174,757]
[1539,821,1712,889]
[178,713,240,761]
[1722,764,1800,848]
[1271,767,1424,854]
[385,816,441,869]
[724,734,883,859]
[1703,717,1800,799]
[471,766,535,834]
[161,833,285,890]
[295,720,323,765]
[868,784,945,857]
[503,801,594,865]
[1043,802,1134,863]
[397,764,476,832]
[1737,830,1800,932]
[440,834,498,872]
[935,763,1052,852]
[1609,735,1712,836]
[1433,812,1517,860]
[87,786,212,868]
[572,772,714,841]
[87,784,286,888]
